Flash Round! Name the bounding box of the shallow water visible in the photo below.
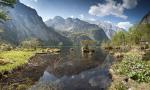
[28,47,113,90]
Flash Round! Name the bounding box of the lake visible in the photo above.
[28,47,114,90]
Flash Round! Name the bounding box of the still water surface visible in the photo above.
[29,47,113,90]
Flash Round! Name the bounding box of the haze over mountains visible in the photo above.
[45,16,100,33]
[0,0,149,46]
[0,1,108,46]
[87,20,123,39]
[45,16,124,39]
[0,1,72,45]
[45,16,109,45]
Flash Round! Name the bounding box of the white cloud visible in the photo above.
[117,22,133,30]
[70,15,74,18]
[123,0,138,9]
[89,0,138,19]
[22,0,38,2]
[30,0,38,2]
[104,20,113,24]
[89,18,96,21]
[33,0,38,2]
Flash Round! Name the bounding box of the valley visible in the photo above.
[0,0,150,90]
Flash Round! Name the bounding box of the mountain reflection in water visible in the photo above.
[29,47,113,90]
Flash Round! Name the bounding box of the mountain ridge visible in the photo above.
[45,16,100,33]
[0,1,72,45]
[45,16,108,45]
[140,11,150,24]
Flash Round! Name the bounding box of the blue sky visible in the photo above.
[20,0,150,30]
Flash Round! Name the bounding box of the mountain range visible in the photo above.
[0,0,149,46]
[140,11,150,24]
[45,16,109,45]
[45,16,100,33]
[0,0,72,46]
[87,20,123,39]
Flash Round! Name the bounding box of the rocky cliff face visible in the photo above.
[87,20,123,39]
[45,16,108,44]
[0,1,71,45]
[140,11,150,24]
[45,16,100,33]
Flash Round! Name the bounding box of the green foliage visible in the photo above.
[111,24,150,46]
[0,0,16,20]
[0,43,13,51]
[114,82,127,90]
[0,11,8,21]
[0,50,34,73]
[1,0,16,5]
[137,24,150,42]
[101,40,112,48]
[80,40,96,46]
[20,38,41,50]
[114,51,150,83]
[111,31,127,46]
[127,26,142,44]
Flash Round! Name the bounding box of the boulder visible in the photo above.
[114,52,124,59]
[0,59,10,65]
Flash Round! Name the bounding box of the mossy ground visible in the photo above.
[109,49,150,90]
[0,50,35,73]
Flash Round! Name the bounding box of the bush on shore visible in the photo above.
[109,50,150,90]
[112,51,150,83]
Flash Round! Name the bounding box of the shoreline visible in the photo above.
[105,47,150,90]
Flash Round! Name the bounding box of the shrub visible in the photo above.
[114,82,127,90]
[0,43,13,51]
[101,40,112,48]
[113,51,150,83]
[20,38,41,50]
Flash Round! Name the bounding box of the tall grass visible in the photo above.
[112,50,150,83]
[0,51,34,73]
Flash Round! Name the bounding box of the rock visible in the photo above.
[140,11,150,24]
[46,48,61,53]
[109,69,114,74]
[145,48,150,52]
[0,59,10,65]
[45,16,108,45]
[114,52,124,59]
[45,16,100,33]
[140,51,147,56]
[0,1,72,45]
[81,46,90,53]
[70,48,74,51]
[128,88,132,90]
[109,51,114,55]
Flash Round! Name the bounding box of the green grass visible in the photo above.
[112,50,150,83]
[109,50,150,90]
[0,50,35,73]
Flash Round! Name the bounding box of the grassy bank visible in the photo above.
[0,50,35,73]
[109,49,150,90]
